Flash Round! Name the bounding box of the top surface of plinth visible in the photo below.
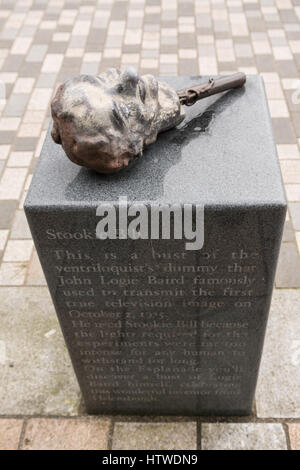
[26,75,286,208]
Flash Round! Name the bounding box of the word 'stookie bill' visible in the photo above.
[51,67,246,175]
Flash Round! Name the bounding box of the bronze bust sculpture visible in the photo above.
[51,67,246,174]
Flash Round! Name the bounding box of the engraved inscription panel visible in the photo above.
[29,208,280,415]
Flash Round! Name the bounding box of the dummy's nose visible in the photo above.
[120,67,139,93]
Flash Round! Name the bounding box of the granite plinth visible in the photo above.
[24,76,286,415]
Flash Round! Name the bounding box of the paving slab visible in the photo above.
[0,287,81,415]
[22,418,110,450]
[0,0,299,452]
[256,289,300,418]
[275,242,300,287]
[0,200,17,229]
[201,423,287,450]
[288,424,300,450]
[112,422,197,450]
[0,419,23,450]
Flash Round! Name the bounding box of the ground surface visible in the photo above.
[0,0,300,450]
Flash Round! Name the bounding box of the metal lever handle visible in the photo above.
[177,72,246,106]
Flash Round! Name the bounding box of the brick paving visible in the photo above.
[0,0,300,450]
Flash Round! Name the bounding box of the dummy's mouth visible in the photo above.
[156,82,185,132]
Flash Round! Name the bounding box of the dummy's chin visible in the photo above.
[157,82,185,133]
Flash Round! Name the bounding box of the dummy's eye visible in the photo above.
[138,80,146,103]
[111,101,125,129]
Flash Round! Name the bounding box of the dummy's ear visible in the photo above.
[51,122,61,144]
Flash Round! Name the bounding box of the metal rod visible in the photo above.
[177,72,246,106]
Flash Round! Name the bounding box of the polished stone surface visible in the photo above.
[25,76,286,415]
